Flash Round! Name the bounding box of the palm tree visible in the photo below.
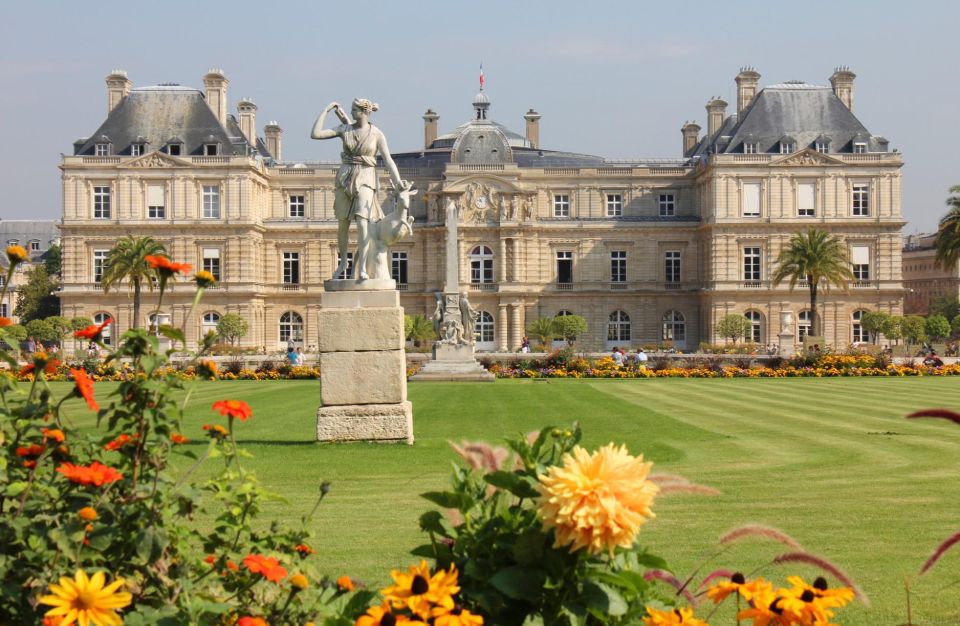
[772,228,854,338]
[525,317,556,346]
[934,185,960,269]
[101,236,166,329]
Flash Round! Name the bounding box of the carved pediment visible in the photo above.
[120,151,187,169]
[771,148,845,167]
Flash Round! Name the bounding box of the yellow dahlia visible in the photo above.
[39,569,132,626]
[537,443,658,555]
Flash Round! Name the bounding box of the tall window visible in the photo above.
[93,186,111,219]
[665,251,681,284]
[131,143,144,156]
[852,183,869,216]
[851,246,870,281]
[475,311,495,343]
[607,310,631,342]
[283,252,300,284]
[391,251,408,285]
[202,248,221,281]
[147,184,165,219]
[279,312,304,345]
[470,245,494,283]
[556,251,573,284]
[852,310,869,343]
[610,250,626,283]
[658,193,675,217]
[743,247,761,281]
[798,310,812,342]
[201,312,221,338]
[0,303,7,317]
[553,194,570,217]
[744,311,763,343]
[742,183,761,217]
[336,253,354,279]
[93,313,113,346]
[797,182,815,217]
[662,310,685,342]
[289,195,305,218]
[202,185,221,218]
[93,250,108,283]
[29,240,40,251]
[605,194,622,217]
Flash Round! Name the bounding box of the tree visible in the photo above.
[925,314,951,342]
[526,318,556,345]
[934,185,960,269]
[403,314,414,340]
[25,318,57,343]
[929,296,960,321]
[46,316,71,343]
[216,313,249,346]
[43,243,62,276]
[882,316,904,345]
[407,314,435,347]
[860,311,890,345]
[70,316,93,332]
[952,314,960,339]
[3,324,27,346]
[772,228,854,337]
[14,265,59,322]
[715,314,753,344]
[101,236,166,330]
[901,315,927,345]
[552,315,587,345]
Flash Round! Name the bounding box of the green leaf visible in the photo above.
[521,615,545,626]
[489,565,546,601]
[419,510,451,536]
[157,325,185,344]
[484,471,541,499]
[5,481,30,497]
[582,580,628,617]
[512,528,546,565]
[635,552,670,572]
[420,490,475,510]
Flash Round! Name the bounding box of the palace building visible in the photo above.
[58,67,904,351]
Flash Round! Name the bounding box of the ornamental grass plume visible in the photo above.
[718,524,804,551]
[537,443,658,555]
[771,551,868,606]
[38,569,132,626]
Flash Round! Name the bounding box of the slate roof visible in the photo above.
[692,82,887,156]
[73,86,271,158]
[0,220,60,269]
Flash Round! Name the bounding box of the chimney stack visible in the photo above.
[422,109,439,149]
[681,121,701,156]
[264,121,283,161]
[524,108,541,149]
[105,70,132,114]
[237,98,258,146]
[735,67,761,114]
[705,97,728,138]
[830,66,856,111]
[203,68,229,126]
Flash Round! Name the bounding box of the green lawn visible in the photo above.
[54,377,960,624]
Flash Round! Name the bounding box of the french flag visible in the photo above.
[479,63,484,90]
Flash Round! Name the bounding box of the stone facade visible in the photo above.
[0,221,60,324]
[59,68,904,351]
[902,233,958,314]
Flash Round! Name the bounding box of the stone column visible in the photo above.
[498,238,507,283]
[497,304,509,352]
[510,304,521,351]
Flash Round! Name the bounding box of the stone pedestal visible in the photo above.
[778,332,796,358]
[317,288,413,444]
[410,342,495,382]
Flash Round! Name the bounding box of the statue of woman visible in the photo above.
[311,98,408,280]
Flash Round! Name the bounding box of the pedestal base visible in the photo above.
[410,342,495,382]
[324,278,396,291]
[316,401,413,444]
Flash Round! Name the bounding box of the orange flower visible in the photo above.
[226,560,238,571]
[104,433,135,451]
[70,368,99,411]
[171,433,188,444]
[16,444,44,467]
[42,428,66,443]
[237,618,269,626]
[242,554,287,583]
[212,399,253,421]
[194,270,217,288]
[6,244,28,264]
[295,543,314,556]
[0,316,12,327]
[74,318,112,340]
[290,573,309,590]
[202,423,229,438]
[336,575,355,591]
[204,555,216,565]
[78,507,98,522]
[20,354,60,378]
[56,461,123,487]
[145,254,192,276]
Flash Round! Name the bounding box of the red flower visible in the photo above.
[212,399,253,421]
[56,461,123,487]
[204,555,216,565]
[237,618,269,626]
[19,355,60,378]
[294,543,314,556]
[104,433,135,451]
[145,254,192,276]
[74,317,112,340]
[42,428,66,443]
[171,433,188,444]
[71,368,99,411]
[242,554,287,583]
[0,316,12,327]
[16,444,45,461]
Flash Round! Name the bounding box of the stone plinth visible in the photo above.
[410,342,495,382]
[317,289,414,444]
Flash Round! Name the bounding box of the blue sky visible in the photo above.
[2,0,957,233]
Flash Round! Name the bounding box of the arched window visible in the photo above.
[93,312,113,346]
[470,245,494,284]
[662,310,685,342]
[798,310,812,341]
[556,310,573,317]
[202,312,221,339]
[147,312,171,336]
[475,311,495,343]
[607,310,631,342]
[852,310,870,344]
[744,310,764,344]
[279,311,304,345]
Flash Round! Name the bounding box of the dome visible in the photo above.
[473,90,490,105]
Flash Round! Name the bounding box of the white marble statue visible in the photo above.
[459,292,479,345]
[311,98,411,280]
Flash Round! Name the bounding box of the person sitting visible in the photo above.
[287,346,299,366]
[295,347,305,366]
[923,350,944,367]
[612,347,624,366]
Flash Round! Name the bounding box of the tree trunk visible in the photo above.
[808,277,818,338]
[132,279,141,329]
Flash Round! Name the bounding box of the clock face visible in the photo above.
[475,195,487,209]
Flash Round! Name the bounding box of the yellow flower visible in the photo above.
[382,561,459,619]
[290,573,309,590]
[537,443,658,555]
[642,606,709,625]
[39,569,132,626]
[194,270,217,289]
[6,244,28,265]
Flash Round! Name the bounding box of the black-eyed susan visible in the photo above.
[641,606,709,626]
[431,604,484,626]
[38,569,132,626]
[382,561,459,619]
[355,602,402,626]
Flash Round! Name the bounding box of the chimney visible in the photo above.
[203,68,229,126]
[705,97,728,138]
[681,121,701,155]
[735,67,761,114]
[264,121,283,161]
[830,66,856,111]
[237,98,258,146]
[422,109,439,149]
[524,108,542,149]
[105,69,132,114]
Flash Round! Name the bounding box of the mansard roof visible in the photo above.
[73,85,271,158]
[0,220,60,269]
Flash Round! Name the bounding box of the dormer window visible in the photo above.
[95,143,110,156]
[779,137,796,154]
[131,144,143,156]
[165,137,184,156]
[743,142,758,154]
[815,142,828,153]
[853,142,867,154]
[204,143,220,156]
[28,240,40,252]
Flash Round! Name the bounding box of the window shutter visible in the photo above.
[147,185,164,207]
[851,246,869,265]
[797,183,815,213]
[743,183,760,216]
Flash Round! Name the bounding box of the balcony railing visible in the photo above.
[281,283,302,291]
[742,280,765,289]
[469,283,496,292]
[853,280,873,288]
[396,283,409,291]
[555,283,574,291]
[664,282,682,290]
[610,282,628,290]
